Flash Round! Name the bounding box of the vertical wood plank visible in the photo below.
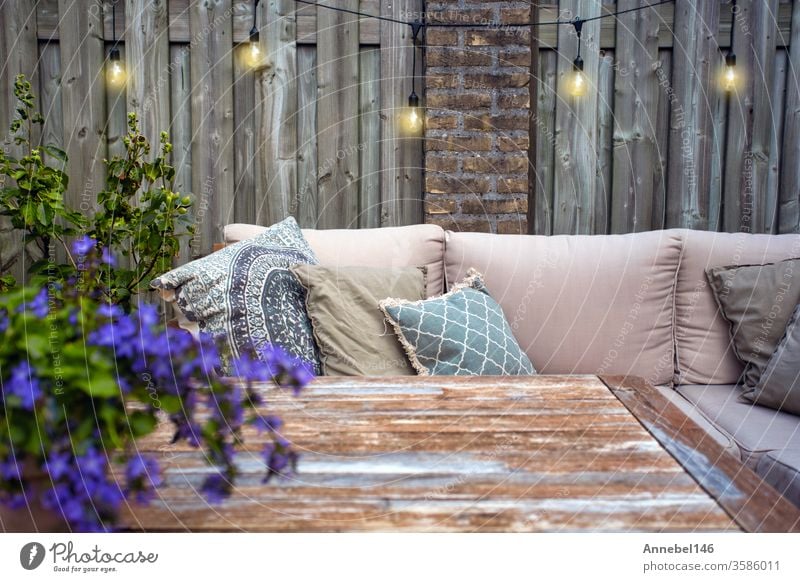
[317,0,359,228]
[233,44,256,223]
[169,43,192,263]
[125,0,171,146]
[58,0,107,214]
[708,53,728,232]
[779,0,800,233]
[652,49,671,230]
[189,0,234,255]
[552,0,601,234]
[359,47,381,228]
[256,0,297,226]
[722,0,778,233]
[533,50,557,235]
[765,48,787,234]
[0,0,40,276]
[380,0,422,227]
[611,0,660,233]
[666,0,719,229]
[295,45,317,228]
[596,51,614,235]
[38,42,64,164]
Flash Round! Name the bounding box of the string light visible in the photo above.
[568,19,587,97]
[722,0,738,91]
[245,0,263,67]
[402,21,424,134]
[106,0,126,88]
[292,0,678,118]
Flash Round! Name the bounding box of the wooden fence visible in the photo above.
[0,0,423,258]
[531,0,799,234]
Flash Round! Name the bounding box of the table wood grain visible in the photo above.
[120,375,778,532]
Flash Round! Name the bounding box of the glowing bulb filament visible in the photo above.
[723,65,736,91]
[107,60,126,88]
[569,70,587,97]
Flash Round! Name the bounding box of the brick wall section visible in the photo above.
[423,0,531,234]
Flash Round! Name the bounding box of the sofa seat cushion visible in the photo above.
[674,230,800,385]
[225,223,446,297]
[756,448,800,508]
[675,384,800,466]
[444,230,682,384]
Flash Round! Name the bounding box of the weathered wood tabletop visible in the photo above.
[121,375,800,532]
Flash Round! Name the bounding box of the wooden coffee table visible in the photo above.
[122,375,800,532]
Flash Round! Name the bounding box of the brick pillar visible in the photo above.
[423,1,531,234]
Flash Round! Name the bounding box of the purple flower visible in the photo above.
[0,309,8,333]
[97,302,123,319]
[201,472,231,505]
[125,454,161,503]
[0,456,22,480]
[44,451,73,480]
[75,447,107,478]
[72,235,96,256]
[252,415,283,434]
[16,287,49,318]
[5,361,42,410]
[101,247,116,266]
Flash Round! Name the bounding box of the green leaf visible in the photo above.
[42,144,67,162]
[129,411,157,438]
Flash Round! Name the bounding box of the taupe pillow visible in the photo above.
[752,302,800,415]
[291,265,426,376]
[706,258,800,388]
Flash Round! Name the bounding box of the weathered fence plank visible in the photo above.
[359,47,381,228]
[722,0,778,233]
[295,45,318,228]
[708,58,728,233]
[58,0,106,215]
[233,44,256,224]
[766,49,787,234]
[652,49,671,230]
[611,0,660,233]
[596,51,615,235]
[552,0,601,234]
[168,43,192,264]
[666,0,720,229]
[380,0,423,227]
[125,0,171,147]
[189,0,235,254]
[38,42,64,164]
[533,50,557,236]
[317,0,359,228]
[256,0,297,226]
[779,0,800,234]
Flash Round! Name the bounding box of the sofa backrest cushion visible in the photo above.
[444,230,683,384]
[674,230,800,385]
[224,223,446,297]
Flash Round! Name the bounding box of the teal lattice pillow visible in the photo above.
[379,269,536,376]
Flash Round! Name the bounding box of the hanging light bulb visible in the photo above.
[106,1,125,88]
[568,56,587,97]
[403,91,423,134]
[106,47,126,88]
[567,18,587,98]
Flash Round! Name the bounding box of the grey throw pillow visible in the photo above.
[706,258,800,388]
[379,269,536,376]
[151,216,321,373]
[751,302,800,415]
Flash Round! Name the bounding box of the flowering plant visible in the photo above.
[0,239,312,531]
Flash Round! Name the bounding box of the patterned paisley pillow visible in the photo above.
[151,216,320,373]
[379,269,536,376]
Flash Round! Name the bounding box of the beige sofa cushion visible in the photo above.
[444,230,683,384]
[225,223,446,297]
[674,230,800,385]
